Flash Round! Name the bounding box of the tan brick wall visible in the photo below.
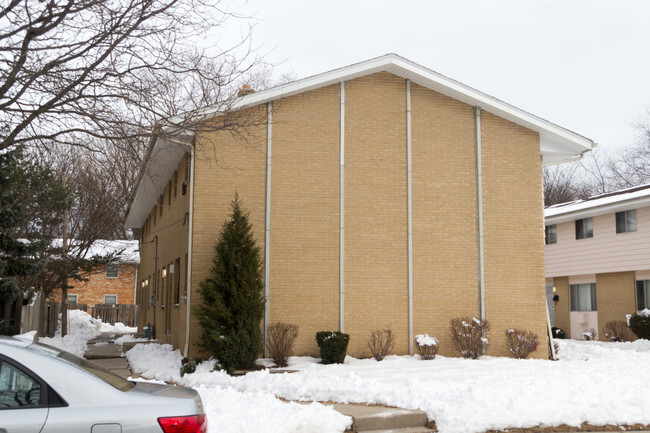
[551,276,571,336]
[269,85,340,356]
[68,263,137,306]
[481,112,549,358]
[344,73,409,356]
[411,83,479,356]
[596,271,636,340]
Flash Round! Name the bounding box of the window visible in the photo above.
[545,224,557,245]
[104,295,117,305]
[158,196,163,218]
[174,258,181,305]
[575,217,593,239]
[0,360,41,408]
[616,209,637,233]
[570,283,597,311]
[105,263,119,279]
[637,280,650,310]
[167,181,171,207]
[172,171,178,200]
[68,294,78,304]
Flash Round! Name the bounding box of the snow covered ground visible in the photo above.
[37,312,650,433]
[126,339,650,433]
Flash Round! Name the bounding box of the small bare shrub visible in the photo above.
[267,322,299,367]
[414,334,439,360]
[582,328,597,341]
[603,320,633,342]
[505,329,538,359]
[449,317,490,359]
[368,328,394,361]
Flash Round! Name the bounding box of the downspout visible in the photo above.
[406,80,414,354]
[474,107,486,321]
[183,146,195,358]
[264,102,273,355]
[339,81,346,333]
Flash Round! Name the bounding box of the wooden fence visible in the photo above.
[91,304,137,327]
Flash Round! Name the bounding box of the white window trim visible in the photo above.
[105,263,119,279]
[104,294,118,305]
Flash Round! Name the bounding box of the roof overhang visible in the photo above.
[545,186,650,224]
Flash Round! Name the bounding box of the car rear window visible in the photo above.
[30,343,135,392]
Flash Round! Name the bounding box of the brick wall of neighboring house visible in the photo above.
[134,71,552,359]
[67,263,137,306]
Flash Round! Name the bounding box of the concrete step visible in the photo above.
[327,403,432,432]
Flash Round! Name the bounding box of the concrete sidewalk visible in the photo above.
[84,334,132,378]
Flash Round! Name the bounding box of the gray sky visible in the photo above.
[227,0,649,155]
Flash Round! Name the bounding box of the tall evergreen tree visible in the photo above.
[196,195,265,371]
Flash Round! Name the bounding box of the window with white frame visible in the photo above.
[68,294,78,304]
[575,217,593,240]
[570,283,597,311]
[637,280,650,310]
[104,295,117,305]
[545,224,557,245]
[105,263,119,279]
[616,209,637,234]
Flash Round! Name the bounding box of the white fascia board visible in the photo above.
[124,137,190,228]
[169,54,595,160]
[545,195,650,225]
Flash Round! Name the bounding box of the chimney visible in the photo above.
[238,84,255,97]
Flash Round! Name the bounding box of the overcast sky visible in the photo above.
[225,0,649,155]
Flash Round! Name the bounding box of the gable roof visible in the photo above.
[125,53,596,229]
[545,184,650,224]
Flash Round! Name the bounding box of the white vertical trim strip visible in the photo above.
[474,106,486,321]
[339,81,346,333]
[264,102,273,355]
[183,146,195,358]
[406,80,414,354]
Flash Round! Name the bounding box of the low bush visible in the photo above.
[551,326,566,339]
[267,322,299,367]
[315,331,350,364]
[414,334,439,360]
[0,320,18,336]
[582,328,597,341]
[368,328,394,361]
[449,317,490,359]
[629,312,650,340]
[505,329,538,359]
[180,358,201,377]
[602,320,633,342]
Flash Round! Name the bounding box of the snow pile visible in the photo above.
[38,309,136,356]
[127,339,650,433]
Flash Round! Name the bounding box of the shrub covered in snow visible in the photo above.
[367,328,394,361]
[267,322,299,367]
[582,328,597,341]
[629,312,650,340]
[603,320,633,342]
[551,326,566,339]
[180,358,202,377]
[414,333,439,360]
[505,329,538,359]
[315,331,349,364]
[449,317,490,359]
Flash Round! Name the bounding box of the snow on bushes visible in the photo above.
[414,333,439,360]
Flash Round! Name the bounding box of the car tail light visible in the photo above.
[158,414,207,433]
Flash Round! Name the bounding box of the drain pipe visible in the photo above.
[474,107,486,321]
[406,80,414,354]
[183,146,195,358]
[339,81,346,333]
[264,102,273,355]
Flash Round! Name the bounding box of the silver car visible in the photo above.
[0,335,206,433]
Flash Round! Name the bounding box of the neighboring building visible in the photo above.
[545,184,650,340]
[125,54,594,359]
[66,240,140,306]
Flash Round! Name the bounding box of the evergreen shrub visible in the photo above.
[315,331,349,364]
[629,313,650,340]
[551,326,566,339]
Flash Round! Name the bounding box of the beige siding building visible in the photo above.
[545,184,650,340]
[125,54,595,359]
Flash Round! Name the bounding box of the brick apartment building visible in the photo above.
[125,54,595,359]
[545,184,650,340]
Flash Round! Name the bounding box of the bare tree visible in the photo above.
[608,109,650,188]
[0,0,265,152]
